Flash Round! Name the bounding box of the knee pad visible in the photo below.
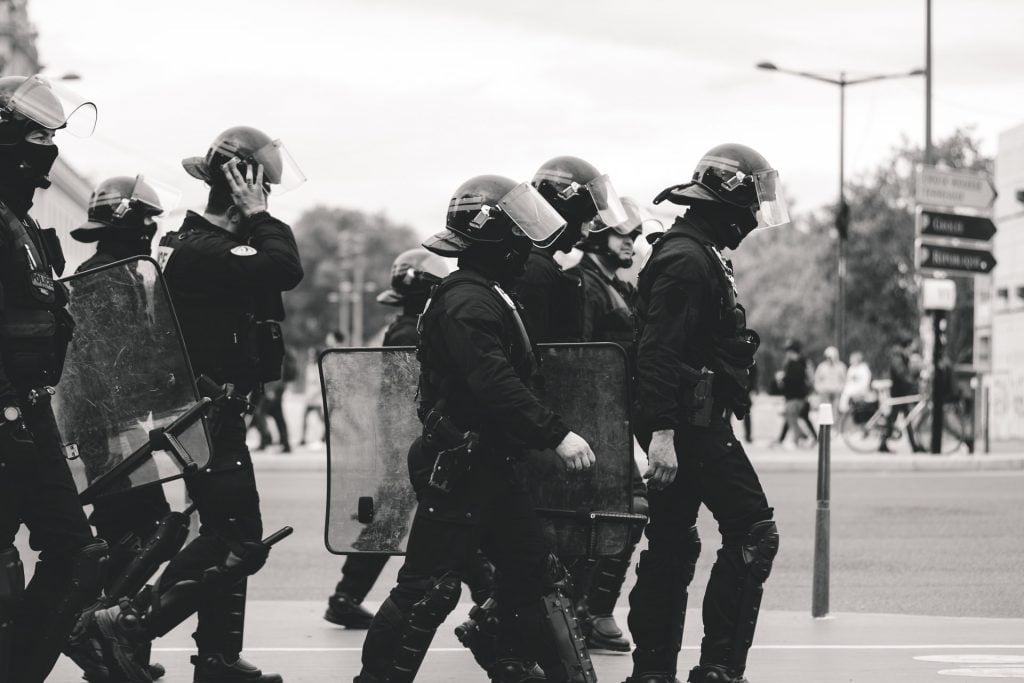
[741,520,778,583]
[541,553,573,594]
[410,573,462,629]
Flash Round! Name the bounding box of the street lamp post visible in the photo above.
[756,62,924,358]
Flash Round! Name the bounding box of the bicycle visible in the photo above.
[839,380,969,454]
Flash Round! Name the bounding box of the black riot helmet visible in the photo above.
[71,175,178,243]
[532,156,629,228]
[377,248,450,306]
[182,125,305,194]
[653,143,790,229]
[0,74,96,194]
[424,174,567,256]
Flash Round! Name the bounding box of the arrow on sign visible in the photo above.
[916,166,997,210]
[920,210,997,242]
[918,243,997,275]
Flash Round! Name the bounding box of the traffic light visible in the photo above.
[836,200,850,240]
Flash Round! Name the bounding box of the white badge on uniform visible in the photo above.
[230,245,258,257]
[155,245,174,270]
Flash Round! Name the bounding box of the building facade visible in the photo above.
[983,122,1024,445]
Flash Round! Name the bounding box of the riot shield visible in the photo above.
[323,343,638,558]
[52,256,212,503]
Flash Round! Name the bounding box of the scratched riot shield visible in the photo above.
[323,343,638,558]
[53,256,212,504]
[322,347,421,556]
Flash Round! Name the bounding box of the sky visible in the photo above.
[30,0,1024,235]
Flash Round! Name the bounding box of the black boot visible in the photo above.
[323,590,375,629]
[93,600,155,683]
[491,658,547,682]
[687,664,748,683]
[622,675,681,683]
[191,653,283,682]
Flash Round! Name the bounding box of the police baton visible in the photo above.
[262,526,294,547]
[812,403,832,618]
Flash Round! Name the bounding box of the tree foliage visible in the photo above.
[282,206,420,351]
[732,128,991,384]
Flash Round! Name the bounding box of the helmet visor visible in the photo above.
[586,174,629,228]
[498,182,567,247]
[753,169,790,228]
[249,139,306,193]
[9,75,97,137]
[130,175,181,216]
[592,195,643,235]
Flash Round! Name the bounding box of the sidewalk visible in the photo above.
[250,441,1024,473]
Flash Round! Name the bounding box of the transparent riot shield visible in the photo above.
[323,343,638,558]
[52,256,212,504]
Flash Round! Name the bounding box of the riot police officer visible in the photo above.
[324,248,451,628]
[64,175,175,682]
[0,73,109,683]
[564,196,648,653]
[625,144,786,683]
[90,126,304,683]
[355,174,598,683]
[516,155,628,342]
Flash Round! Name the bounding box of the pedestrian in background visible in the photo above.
[778,339,815,448]
[814,345,847,411]
[299,330,342,446]
[840,351,872,414]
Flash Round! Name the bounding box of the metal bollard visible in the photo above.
[812,403,833,618]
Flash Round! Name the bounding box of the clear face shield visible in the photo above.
[498,182,567,248]
[8,75,97,137]
[591,195,643,235]
[753,169,790,228]
[584,174,629,228]
[214,138,306,194]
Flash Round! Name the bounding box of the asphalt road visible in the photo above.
[241,466,1024,618]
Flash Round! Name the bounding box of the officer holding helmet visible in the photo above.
[624,144,786,683]
[0,74,110,683]
[355,174,598,683]
[90,126,305,683]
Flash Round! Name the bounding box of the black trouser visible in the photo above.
[0,398,99,682]
[156,409,263,659]
[360,441,556,681]
[628,417,773,674]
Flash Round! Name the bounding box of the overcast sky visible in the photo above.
[32,0,1024,234]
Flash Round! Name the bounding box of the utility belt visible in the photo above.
[422,407,480,494]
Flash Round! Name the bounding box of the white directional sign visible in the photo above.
[916,166,997,210]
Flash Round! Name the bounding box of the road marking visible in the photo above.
[936,668,1024,678]
[918,657,1024,664]
[150,645,1024,653]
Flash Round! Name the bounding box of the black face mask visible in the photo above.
[460,235,534,286]
[0,140,59,217]
[688,202,757,250]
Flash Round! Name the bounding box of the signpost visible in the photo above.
[916,166,997,210]
[917,242,996,277]
[915,165,997,454]
[920,210,997,242]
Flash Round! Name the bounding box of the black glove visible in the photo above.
[203,541,270,583]
[0,420,37,460]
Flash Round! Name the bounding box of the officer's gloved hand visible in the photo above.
[205,541,270,583]
[555,431,596,472]
[0,419,36,460]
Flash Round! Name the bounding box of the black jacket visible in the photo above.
[569,254,636,346]
[158,211,303,392]
[417,266,569,453]
[634,215,735,432]
[382,312,419,347]
[515,247,583,343]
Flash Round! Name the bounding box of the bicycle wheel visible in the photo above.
[915,403,966,454]
[840,410,884,453]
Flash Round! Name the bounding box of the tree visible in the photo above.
[282,206,421,352]
[732,128,991,383]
